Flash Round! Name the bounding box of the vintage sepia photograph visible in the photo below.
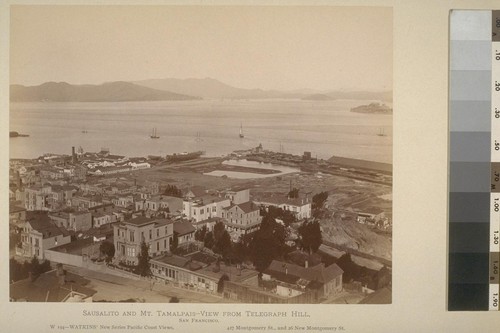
[8,5,392,305]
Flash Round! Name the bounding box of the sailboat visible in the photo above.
[239,123,244,138]
[150,128,160,139]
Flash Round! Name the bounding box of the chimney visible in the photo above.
[72,147,76,163]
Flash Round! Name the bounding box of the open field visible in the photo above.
[130,158,392,263]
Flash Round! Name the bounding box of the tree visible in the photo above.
[169,296,180,303]
[288,187,299,199]
[249,215,289,272]
[164,184,182,198]
[262,205,296,226]
[100,241,115,262]
[10,258,27,282]
[204,231,215,249]
[211,222,232,257]
[195,225,208,242]
[234,233,252,264]
[214,230,232,257]
[135,241,152,277]
[30,256,42,277]
[217,274,229,293]
[312,191,329,210]
[298,220,322,253]
[170,232,179,252]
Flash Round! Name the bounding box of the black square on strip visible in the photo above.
[449,222,489,253]
[449,253,489,284]
[448,283,489,311]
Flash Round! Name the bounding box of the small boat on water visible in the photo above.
[239,123,244,138]
[150,128,160,139]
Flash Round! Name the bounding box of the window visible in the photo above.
[149,230,152,239]
[201,209,204,214]
[156,242,159,251]
[212,207,216,212]
[130,231,135,242]
[126,247,136,257]
[156,229,159,237]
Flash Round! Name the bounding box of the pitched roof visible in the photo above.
[9,204,26,214]
[225,201,259,213]
[27,219,68,239]
[185,186,207,198]
[265,260,343,285]
[173,220,196,236]
[236,201,259,213]
[151,254,202,271]
[10,269,96,302]
[123,216,172,227]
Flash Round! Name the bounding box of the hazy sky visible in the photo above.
[10,5,392,91]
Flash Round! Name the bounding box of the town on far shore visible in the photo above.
[9,144,392,304]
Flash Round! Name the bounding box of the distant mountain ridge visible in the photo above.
[10,81,201,102]
[10,78,392,102]
[134,77,392,102]
[133,77,301,100]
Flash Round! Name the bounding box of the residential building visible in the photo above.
[222,201,262,237]
[191,217,224,232]
[9,203,27,225]
[173,220,196,244]
[24,185,52,211]
[91,212,114,228]
[183,195,231,223]
[112,194,135,208]
[49,210,92,232]
[262,260,343,300]
[223,188,250,205]
[71,194,103,210]
[150,252,258,295]
[49,185,77,209]
[145,195,183,214]
[113,216,173,265]
[184,186,207,199]
[16,215,71,259]
[254,195,311,220]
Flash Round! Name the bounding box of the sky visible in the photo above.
[10,5,392,91]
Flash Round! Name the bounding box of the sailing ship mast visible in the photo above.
[239,123,244,138]
[377,128,386,137]
[150,127,159,139]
